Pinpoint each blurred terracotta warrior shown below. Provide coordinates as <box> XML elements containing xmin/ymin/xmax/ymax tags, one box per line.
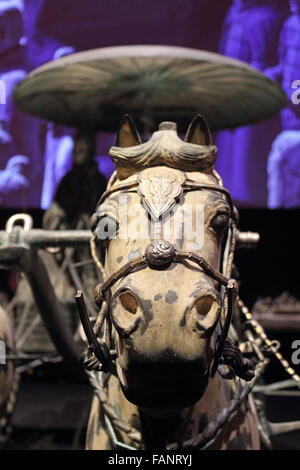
<box><xmin>0</xmin><ymin>3</ymin><xmax>41</xmax><ymax>206</ymax></box>
<box><xmin>266</xmin><ymin>0</ymin><xmax>300</xmax><ymax>132</ymax></box>
<box><xmin>41</xmin><ymin>46</ymin><xmax>76</xmax><ymax>210</ymax></box>
<box><xmin>11</xmin><ymin>131</ymin><xmax>107</xmax><ymax>359</ymax></box>
<box><xmin>41</xmin><ymin>121</ymin><xmax>74</xmax><ymax>209</ymax></box>
<box><xmin>43</xmin><ymin>130</ymin><xmax>107</xmax><ymax>230</ymax></box>
<box><xmin>215</xmin><ymin>0</ymin><xmax>285</xmax><ymax>206</ymax></box>
<box><xmin>266</xmin><ymin>0</ymin><xmax>300</xmax><ymax>207</ymax></box>
<box><xmin>0</xmin><ymin>155</ymin><xmax>29</xmax><ymax>206</ymax></box>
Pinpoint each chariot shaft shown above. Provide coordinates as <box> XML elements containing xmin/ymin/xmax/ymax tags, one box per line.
<box><xmin>0</xmin><ymin>229</ymin><xmax>91</xmax><ymax>248</ymax></box>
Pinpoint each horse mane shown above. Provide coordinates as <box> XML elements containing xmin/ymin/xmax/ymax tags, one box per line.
<box><xmin>109</xmin><ymin>127</ymin><xmax>217</xmax><ymax>180</ymax></box>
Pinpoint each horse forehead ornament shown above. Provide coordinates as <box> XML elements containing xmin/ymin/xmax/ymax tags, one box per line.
<box><xmin>138</xmin><ymin>166</ymin><xmax>185</xmax><ymax>221</ymax></box>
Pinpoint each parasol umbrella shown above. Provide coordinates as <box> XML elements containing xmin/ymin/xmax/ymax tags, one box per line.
<box><xmin>13</xmin><ymin>45</ymin><xmax>286</xmax><ymax>133</ymax></box>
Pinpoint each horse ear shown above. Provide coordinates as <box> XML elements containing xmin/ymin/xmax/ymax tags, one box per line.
<box><xmin>185</xmin><ymin>115</ymin><xmax>212</xmax><ymax>146</ymax></box>
<box><xmin>115</xmin><ymin>114</ymin><xmax>142</xmax><ymax>147</ymax></box>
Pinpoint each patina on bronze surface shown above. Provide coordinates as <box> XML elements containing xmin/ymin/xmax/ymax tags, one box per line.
<box><xmin>13</xmin><ymin>45</ymin><xmax>285</xmax><ymax>133</ymax></box>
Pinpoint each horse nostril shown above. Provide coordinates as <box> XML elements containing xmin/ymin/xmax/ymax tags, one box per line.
<box><xmin>192</xmin><ymin>295</ymin><xmax>215</xmax><ymax>322</ymax></box>
<box><xmin>119</xmin><ymin>292</ymin><xmax>138</xmax><ymax>314</ymax></box>
<box><xmin>112</xmin><ymin>291</ymin><xmax>142</xmax><ymax>337</ymax></box>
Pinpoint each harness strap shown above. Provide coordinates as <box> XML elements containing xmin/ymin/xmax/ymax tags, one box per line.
<box><xmin>94</xmin><ymin>248</ymin><xmax>233</xmax><ymax>308</ymax></box>
<box><xmin>211</xmin><ymin>279</ymin><xmax>238</xmax><ymax>377</ymax></box>
<box><xmin>96</xmin><ymin>177</ymin><xmax>236</xmax><ymax>221</ymax></box>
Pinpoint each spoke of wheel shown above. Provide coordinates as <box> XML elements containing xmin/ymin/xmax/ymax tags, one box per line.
<box><xmin>7</xmin><ymin>291</ymin><xmax>22</xmax><ymax>320</ymax></box>
<box><xmin>15</xmin><ymin>299</ymin><xmax>32</xmax><ymax>341</ymax></box>
<box><xmin>254</xmin><ymin>379</ymin><xmax>299</xmax><ymax>393</ymax></box>
<box><xmin>256</xmin><ymin>390</ymin><xmax>300</xmax><ymax>397</ymax></box>
<box><xmin>16</xmin><ymin>355</ymin><xmax>63</xmax><ymax>374</ymax></box>
<box><xmin>52</xmin><ymin>247</ymin><xmax>75</xmax><ymax>288</ymax></box>
<box><xmin>269</xmin><ymin>420</ymin><xmax>300</xmax><ymax>436</ymax></box>
<box><xmin>16</xmin><ymin>314</ymin><xmax>41</xmax><ymax>350</ymax></box>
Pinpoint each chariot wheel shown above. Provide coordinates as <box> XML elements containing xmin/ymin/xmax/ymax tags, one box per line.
<box><xmin>0</xmin><ymin>304</ymin><xmax>19</xmax><ymax>447</ymax></box>
<box><xmin>0</xmin><ymin>214</ymin><xmax>95</xmax><ymax>374</ymax></box>
<box><xmin>6</xmin><ymin>258</ymin><xmax>94</xmax><ymax>374</ymax></box>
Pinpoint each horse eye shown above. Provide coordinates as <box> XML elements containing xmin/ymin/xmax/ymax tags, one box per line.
<box><xmin>211</xmin><ymin>213</ymin><xmax>229</xmax><ymax>235</ymax></box>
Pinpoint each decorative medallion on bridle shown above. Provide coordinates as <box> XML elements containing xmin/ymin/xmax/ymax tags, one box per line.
<box><xmin>137</xmin><ymin>167</ymin><xmax>185</xmax><ymax>221</ymax></box>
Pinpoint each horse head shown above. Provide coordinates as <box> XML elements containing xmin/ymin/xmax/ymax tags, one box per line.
<box><xmin>91</xmin><ymin>115</ymin><xmax>238</xmax><ymax>413</ymax></box>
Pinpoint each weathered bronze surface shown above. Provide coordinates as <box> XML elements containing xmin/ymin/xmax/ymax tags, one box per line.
<box><xmin>13</xmin><ymin>45</ymin><xmax>285</xmax><ymax>132</ymax></box>
<box><xmin>86</xmin><ymin>115</ymin><xmax>260</xmax><ymax>449</ymax></box>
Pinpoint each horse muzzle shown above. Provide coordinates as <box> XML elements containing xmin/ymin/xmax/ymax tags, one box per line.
<box><xmin>111</xmin><ymin>289</ymin><xmax>221</xmax><ymax>408</ymax></box>
<box><xmin>116</xmin><ymin>352</ymin><xmax>211</xmax><ymax>409</ymax></box>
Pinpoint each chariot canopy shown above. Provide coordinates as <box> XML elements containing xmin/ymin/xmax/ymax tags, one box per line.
<box><xmin>13</xmin><ymin>45</ymin><xmax>286</xmax><ymax>133</ymax></box>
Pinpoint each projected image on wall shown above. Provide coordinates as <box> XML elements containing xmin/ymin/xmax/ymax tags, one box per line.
<box><xmin>0</xmin><ymin>0</ymin><xmax>298</xmax><ymax>209</ymax></box>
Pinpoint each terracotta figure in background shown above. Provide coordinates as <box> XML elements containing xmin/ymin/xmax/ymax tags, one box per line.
<box><xmin>215</xmin><ymin>0</ymin><xmax>285</xmax><ymax>206</ymax></box>
<box><xmin>40</xmin><ymin>46</ymin><xmax>76</xmax><ymax>209</ymax></box>
<box><xmin>43</xmin><ymin>130</ymin><xmax>107</xmax><ymax>230</ymax></box>
<box><xmin>0</xmin><ymin>3</ymin><xmax>41</xmax><ymax>206</ymax></box>
<box><xmin>266</xmin><ymin>0</ymin><xmax>300</xmax><ymax>207</ymax></box>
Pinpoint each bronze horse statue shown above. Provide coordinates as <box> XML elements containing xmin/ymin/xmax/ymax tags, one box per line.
<box><xmin>79</xmin><ymin>115</ymin><xmax>261</xmax><ymax>450</ymax></box>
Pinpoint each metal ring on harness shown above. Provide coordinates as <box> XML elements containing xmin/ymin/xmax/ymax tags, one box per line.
<box><xmin>5</xmin><ymin>213</ymin><xmax>33</xmax><ymax>234</ymax></box>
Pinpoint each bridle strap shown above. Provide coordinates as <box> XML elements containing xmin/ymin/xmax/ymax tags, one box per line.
<box><xmin>97</xmin><ymin>179</ymin><xmax>139</xmax><ymax>206</ymax></box>
<box><xmin>183</xmin><ymin>181</ymin><xmax>236</xmax><ymax>221</ymax></box>
<box><xmin>211</xmin><ymin>278</ymin><xmax>238</xmax><ymax>377</ymax></box>
<box><xmin>175</xmin><ymin>251</ymin><xmax>231</xmax><ymax>286</ymax></box>
<box><xmin>94</xmin><ymin>255</ymin><xmax>148</xmax><ymax>305</ymax></box>
<box><xmin>97</xmin><ymin>178</ymin><xmax>236</xmax><ymax>221</ymax></box>
<box><xmin>94</xmin><ymin>249</ymin><xmax>233</xmax><ymax>305</ymax></box>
